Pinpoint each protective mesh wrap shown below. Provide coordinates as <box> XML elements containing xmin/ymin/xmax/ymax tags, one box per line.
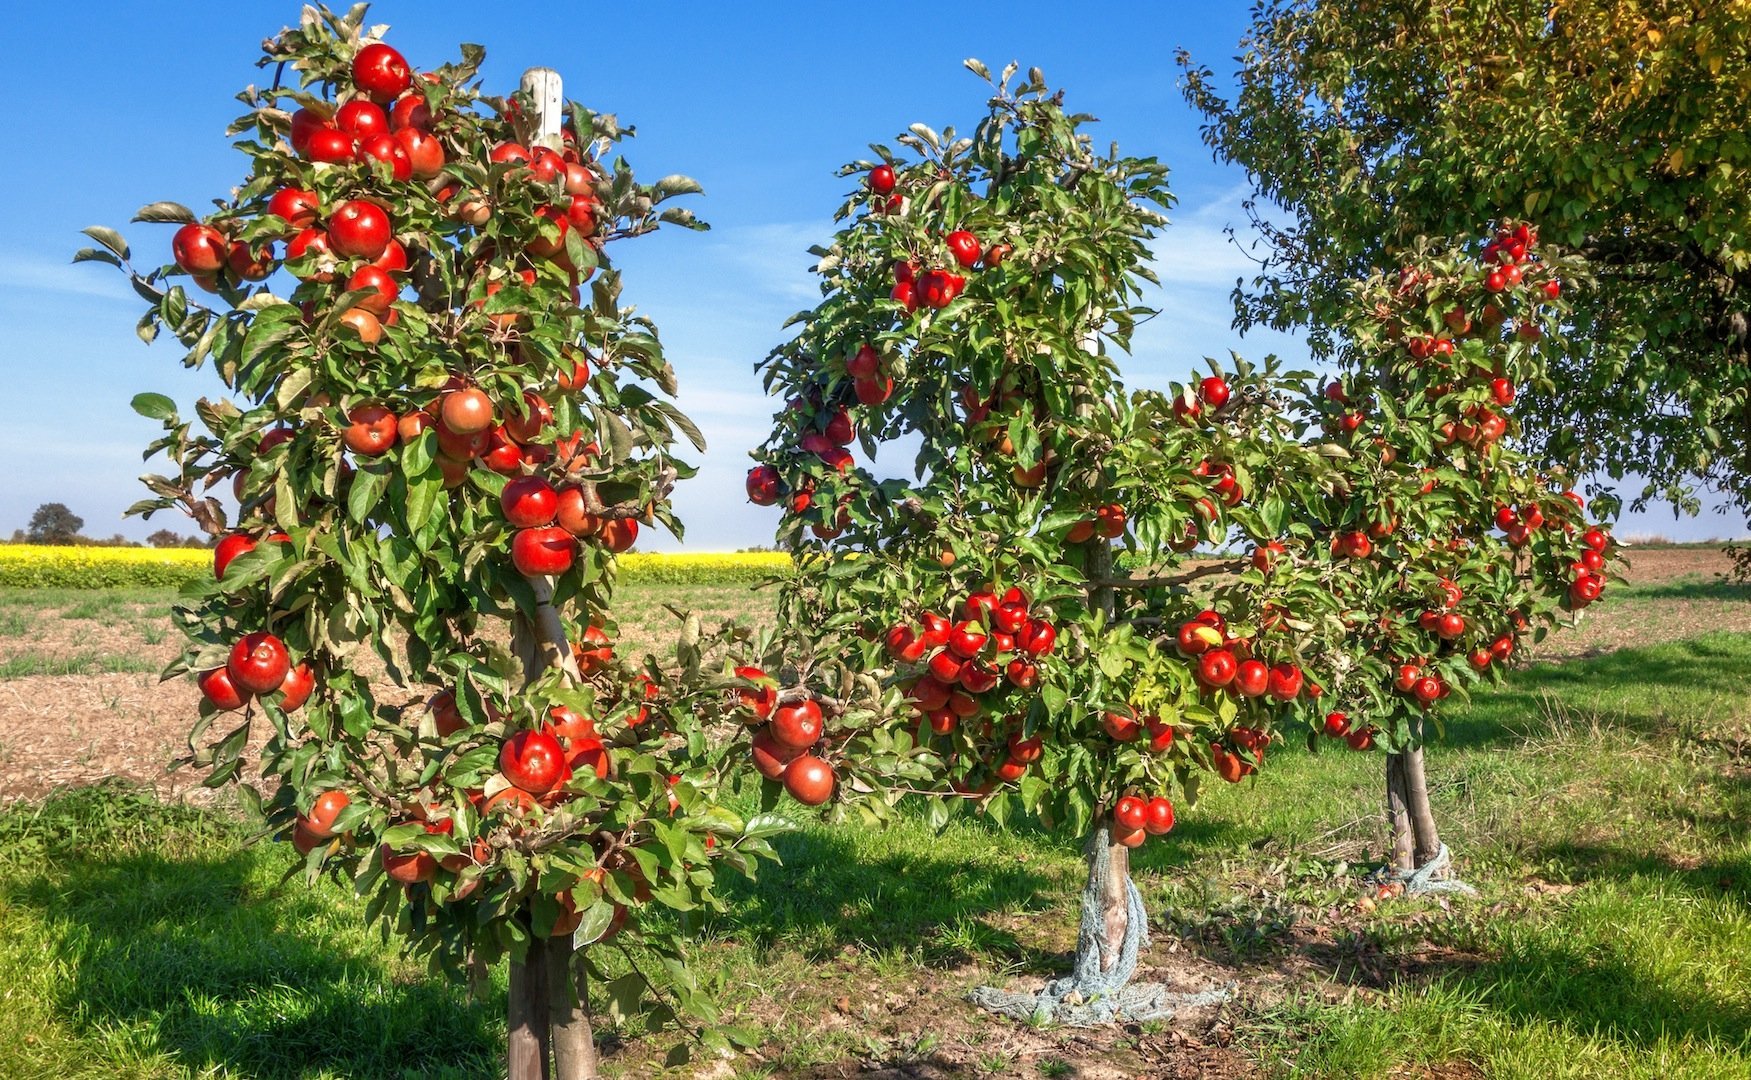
<box><xmin>969</xmin><ymin>825</ymin><xmax>1234</xmax><ymax>1026</ymax></box>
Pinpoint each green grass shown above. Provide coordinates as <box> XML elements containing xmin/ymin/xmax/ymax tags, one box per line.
<box><xmin>0</xmin><ymin>784</ymin><xmax>500</xmax><ymax>1080</ymax></box>
<box><xmin>0</xmin><ymin>586</ymin><xmax>179</xmax><ymax>612</ymax></box>
<box><xmin>1618</xmin><ymin>573</ymin><xmax>1751</xmax><ymax>602</ymax></box>
<box><xmin>1179</xmin><ymin>632</ymin><xmax>1751</xmax><ymax>1079</ymax></box>
<box><xmin>0</xmin><ymin>651</ymin><xmax>166</xmax><ymax>679</ymax></box>
<box><xmin>1</xmin><ymin>593</ymin><xmax>1749</xmax><ymax>1075</ymax></box>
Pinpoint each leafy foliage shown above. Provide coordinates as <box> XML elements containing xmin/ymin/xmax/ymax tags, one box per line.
<box><xmin>1287</xmin><ymin>225</ymin><xmax>1623</xmax><ymax>749</ymax></box>
<box><xmin>1178</xmin><ymin>0</ymin><xmax>1751</xmax><ymax>516</ymax></box>
<box><xmin>744</xmin><ymin>63</ymin><xmax>1341</xmax><ymax>843</ymax></box>
<box><xmin>82</xmin><ymin>2</ymin><xmax>766</xmax><ymax>1055</ymax></box>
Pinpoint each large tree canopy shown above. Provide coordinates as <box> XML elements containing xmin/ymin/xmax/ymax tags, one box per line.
<box><xmin>1179</xmin><ymin>0</ymin><xmax>1751</xmax><ymax>519</ymax></box>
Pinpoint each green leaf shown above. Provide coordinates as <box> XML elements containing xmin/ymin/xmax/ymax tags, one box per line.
<box><xmin>79</xmin><ymin>226</ymin><xmax>130</xmax><ymax>261</ymax></box>
<box><xmin>71</xmin><ymin>247</ymin><xmax>122</xmax><ymax>268</ymax></box>
<box><xmin>741</xmin><ymin>813</ymin><xmax>795</xmax><ymax>839</ymax></box>
<box><xmin>604</xmin><ymin>973</ymin><xmax>644</xmax><ymax>1025</ymax></box>
<box><xmin>133</xmin><ymin>201</ymin><xmax>197</xmax><ymax>224</ymax></box>
<box><xmin>566</xmin><ymin>899</ymin><xmax>612</xmax><ymax>946</ymax></box>
<box><xmin>348</xmin><ymin>462</ymin><xmax>391</xmax><ymax>524</ymax></box>
<box><xmin>595</xmin><ymin>405</ymin><xmax>634</xmax><ymax>462</ymax></box>
<box><xmin>650</xmin><ymin>174</ymin><xmax>704</xmax><ymax>201</ymax></box>
<box><xmin>131</xmin><ymin>393</ymin><xmax>178</xmax><ymax>421</ymax></box>
<box><xmin>653</xmin><ymin>402</ymin><xmax>706</xmax><ymax>452</ymax></box>
<box><xmin>236</xmin><ymin>292</ymin><xmax>293</xmax><ymax>312</ymax></box>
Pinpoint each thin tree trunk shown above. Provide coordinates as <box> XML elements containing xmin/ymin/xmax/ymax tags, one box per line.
<box><xmin>1384</xmin><ymin>753</ymin><xmax>1415</xmax><ymax>873</ymax></box>
<box><xmin>504</xmin><ymin>64</ymin><xmax>595</xmax><ymax>1080</ymax></box>
<box><xmin>508</xmin><ymin>919</ymin><xmax>552</xmax><ymax>1080</ymax></box>
<box><xmin>547</xmin><ymin>935</ymin><xmax>599</xmax><ymax>1079</ymax></box>
<box><xmin>1074</xmin><ymin>314</ymin><xmax>1132</xmax><ymax>979</ymax></box>
<box><xmin>1073</xmin><ymin>821</ymin><xmax>1134</xmax><ymax>980</ymax></box>
<box><xmin>1401</xmin><ymin>719</ymin><xmax>1442</xmax><ymax>868</ymax></box>
<box><xmin>1098</xmin><ymin>829</ymin><xmax>1130</xmax><ymax>971</ymax></box>
<box><xmin>511</xmin><ymin>571</ymin><xmax>593</xmax><ymax>1078</ymax></box>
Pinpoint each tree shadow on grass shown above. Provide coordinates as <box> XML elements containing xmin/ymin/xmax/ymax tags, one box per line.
<box><xmin>0</xmin><ymin>798</ymin><xmax>499</xmax><ymax>1079</ymax></box>
<box><xmin>716</xmin><ymin>819</ymin><xmax>1057</xmax><ymax>964</ymax></box>
<box><xmin>713</xmin><ymin>804</ymin><xmax>1246</xmax><ymax>975</ymax></box>
<box><xmin>1530</xmin><ymin>836</ymin><xmax>1751</xmax><ymax>908</ymax></box>
<box><xmin>1477</xmin><ymin>944</ymin><xmax>1751</xmax><ymax>1053</ymax></box>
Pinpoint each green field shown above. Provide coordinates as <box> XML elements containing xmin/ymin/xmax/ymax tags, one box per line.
<box><xmin>1</xmin><ymin>579</ymin><xmax>1749</xmax><ymax>1077</ymax></box>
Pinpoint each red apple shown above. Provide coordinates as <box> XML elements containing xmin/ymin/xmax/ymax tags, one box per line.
<box><xmin>327</xmin><ymin>200</ymin><xmax>392</xmax><ymax>261</ymax></box>
<box><xmin>511</xmin><ymin>526</ymin><xmax>575</xmax><ymax>576</ymax></box>
<box><xmin>501</xmin><ymin>477</ymin><xmax>558</xmax><ymax>528</ymax></box>
<box><xmin>771</xmin><ymin>699</ymin><xmax>824</xmax><ymax>750</ymax></box>
<box><xmin>228</xmin><ymin>632</ymin><xmax>291</xmax><ymax>695</ymax></box>
<box><xmin>267</xmin><ymin>187</ymin><xmax>320</xmax><ymax>231</ymax></box>
<box><xmin>783</xmin><ymin>755</ymin><xmax>835</xmax><ymax>805</ymax></box>
<box><xmin>198</xmin><ymin>666</ymin><xmax>248</xmax><ymax>711</ymax></box>
<box><xmin>500</xmin><ymin>729</ymin><xmax>568</xmax><ymax>794</ymax></box>
<box><xmin>353</xmin><ymin>42</ymin><xmax>413</xmax><ymax>102</ymax></box>
<box><xmin>171</xmin><ymin>223</ymin><xmax>227</xmax><ymax>275</ymax></box>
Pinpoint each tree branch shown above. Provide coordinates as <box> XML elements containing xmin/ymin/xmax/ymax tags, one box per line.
<box><xmin>1092</xmin><ymin>559</ymin><xmax>1248</xmax><ymax>589</ymax></box>
<box><xmin>565</xmin><ymin>464</ymin><xmax>678</xmax><ymax>522</ymax></box>
<box><xmin>774</xmin><ymin>684</ymin><xmax>844</xmax><ymax>711</ymax></box>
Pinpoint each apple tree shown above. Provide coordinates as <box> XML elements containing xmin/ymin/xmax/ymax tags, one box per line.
<box><xmin>79</xmin><ymin>6</ymin><xmax>772</xmax><ymax>1076</ymax></box>
<box><xmin>1291</xmin><ymin>222</ymin><xmax>1622</xmax><ymax>889</ymax></box>
<box><xmin>738</xmin><ymin>63</ymin><xmax>1344</xmax><ymax>1024</ymax></box>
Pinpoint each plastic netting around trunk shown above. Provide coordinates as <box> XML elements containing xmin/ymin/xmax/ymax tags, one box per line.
<box><xmin>1370</xmin><ymin>841</ymin><xmax>1477</xmax><ymax>896</ymax></box>
<box><xmin>968</xmin><ymin>825</ymin><xmax>1234</xmax><ymax>1027</ymax></box>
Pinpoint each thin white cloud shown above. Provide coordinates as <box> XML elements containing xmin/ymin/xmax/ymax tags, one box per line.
<box><xmin>713</xmin><ymin>222</ymin><xmax>829</xmax><ymax>303</ymax></box>
<box><xmin>1148</xmin><ymin>184</ymin><xmax>1276</xmax><ymax>285</ymax></box>
<box><xmin>0</xmin><ymin>249</ymin><xmax>140</xmax><ymax>302</ymax></box>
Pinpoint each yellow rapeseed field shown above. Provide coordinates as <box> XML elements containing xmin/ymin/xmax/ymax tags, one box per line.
<box><xmin>0</xmin><ymin>544</ymin><xmax>788</xmax><ymax>589</ymax></box>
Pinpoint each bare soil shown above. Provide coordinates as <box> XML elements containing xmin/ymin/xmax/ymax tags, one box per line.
<box><xmin>0</xmin><ymin>581</ymin><xmax>765</xmax><ymax>806</ymax></box>
<box><xmin>1527</xmin><ymin>545</ymin><xmax>1751</xmax><ymax>660</ymax></box>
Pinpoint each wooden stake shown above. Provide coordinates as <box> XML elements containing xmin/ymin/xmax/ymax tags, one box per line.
<box><xmin>508</xmin><ymin>922</ymin><xmax>552</xmax><ymax>1080</ymax></box>
<box><xmin>505</xmin><ymin>63</ymin><xmax>599</xmax><ymax>1080</ymax></box>
<box><xmin>522</xmin><ymin>67</ymin><xmax>565</xmax><ymax>152</ymax></box>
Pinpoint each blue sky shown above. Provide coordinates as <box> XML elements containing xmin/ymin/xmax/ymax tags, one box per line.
<box><xmin>1</xmin><ymin>2</ymin><xmax>1742</xmax><ymax>548</ymax></box>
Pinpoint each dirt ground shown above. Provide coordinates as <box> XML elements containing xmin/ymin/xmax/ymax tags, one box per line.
<box><xmin>0</xmin><ymin>547</ymin><xmax>1741</xmax><ymax>808</ymax></box>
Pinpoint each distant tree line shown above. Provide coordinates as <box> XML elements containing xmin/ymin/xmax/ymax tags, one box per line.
<box><xmin>7</xmin><ymin>503</ymin><xmax>211</xmax><ymax>548</ymax></box>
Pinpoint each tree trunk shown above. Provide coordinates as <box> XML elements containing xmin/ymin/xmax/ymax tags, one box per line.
<box><xmin>510</xmin><ymin>572</ymin><xmax>594</xmax><ymax>1078</ymax></box>
<box><xmin>508</xmin><ymin>920</ymin><xmax>552</xmax><ymax>1080</ymax></box>
<box><xmin>1384</xmin><ymin>753</ymin><xmax>1415</xmax><ymax>873</ymax></box>
<box><xmin>1074</xmin><ymin>821</ymin><xmax>1136</xmax><ymax>981</ymax></box>
<box><xmin>1097</xmin><ymin>830</ymin><xmax>1130</xmax><ymax>972</ymax></box>
<box><xmin>1400</xmin><ymin>718</ymin><xmax>1443</xmax><ymax>868</ymax></box>
<box><xmin>547</xmin><ymin>935</ymin><xmax>599</xmax><ymax>1080</ymax></box>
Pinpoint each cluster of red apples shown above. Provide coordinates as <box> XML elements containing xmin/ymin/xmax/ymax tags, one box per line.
<box><xmin>735</xmin><ymin>668</ymin><xmax>837</xmax><ymax>807</ymax></box>
<box><xmin>890</xmin><ymin>585</ymin><xmax>1060</xmax><ymax>782</ymax></box>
